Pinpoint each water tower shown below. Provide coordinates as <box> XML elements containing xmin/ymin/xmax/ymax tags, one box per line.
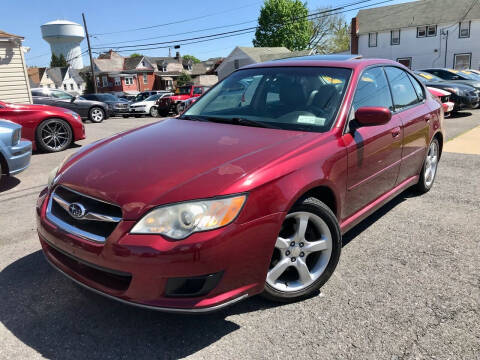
<box><xmin>41</xmin><ymin>20</ymin><xmax>85</xmax><ymax>69</ymax></box>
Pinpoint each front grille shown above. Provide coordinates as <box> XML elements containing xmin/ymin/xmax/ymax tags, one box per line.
<box><xmin>46</xmin><ymin>186</ymin><xmax>122</xmax><ymax>243</ymax></box>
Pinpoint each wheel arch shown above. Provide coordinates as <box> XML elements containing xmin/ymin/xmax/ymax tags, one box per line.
<box><xmin>0</xmin><ymin>151</ymin><xmax>9</xmax><ymax>176</ymax></box>
<box><xmin>433</xmin><ymin>131</ymin><xmax>443</xmax><ymax>159</ymax></box>
<box><xmin>292</xmin><ymin>184</ymin><xmax>339</xmax><ymax>220</ymax></box>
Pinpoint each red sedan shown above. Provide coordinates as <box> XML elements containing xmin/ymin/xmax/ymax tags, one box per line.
<box><xmin>0</xmin><ymin>101</ymin><xmax>85</xmax><ymax>152</ymax></box>
<box><xmin>37</xmin><ymin>56</ymin><xmax>443</xmax><ymax>312</ymax></box>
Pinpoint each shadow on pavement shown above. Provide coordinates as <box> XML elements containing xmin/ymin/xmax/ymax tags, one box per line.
<box><xmin>450</xmin><ymin>111</ymin><xmax>472</xmax><ymax>118</ymax></box>
<box><xmin>0</xmin><ymin>176</ymin><xmax>20</xmax><ymax>192</ymax></box>
<box><xmin>0</xmin><ymin>251</ymin><xmax>287</xmax><ymax>360</ymax></box>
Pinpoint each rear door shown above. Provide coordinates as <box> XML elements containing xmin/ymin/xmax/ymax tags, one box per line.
<box><xmin>384</xmin><ymin>67</ymin><xmax>431</xmax><ymax>183</ymax></box>
<box><xmin>343</xmin><ymin>66</ymin><xmax>403</xmax><ymax>218</ymax></box>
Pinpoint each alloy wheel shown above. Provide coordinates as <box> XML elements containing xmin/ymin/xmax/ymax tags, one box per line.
<box><xmin>424</xmin><ymin>140</ymin><xmax>439</xmax><ymax>187</ymax></box>
<box><xmin>90</xmin><ymin>107</ymin><xmax>104</xmax><ymax>122</ymax></box>
<box><xmin>150</xmin><ymin>107</ymin><xmax>158</xmax><ymax>117</ymax></box>
<box><xmin>39</xmin><ymin>120</ymin><xmax>71</xmax><ymax>152</ymax></box>
<box><xmin>267</xmin><ymin>211</ymin><xmax>333</xmax><ymax>292</ymax></box>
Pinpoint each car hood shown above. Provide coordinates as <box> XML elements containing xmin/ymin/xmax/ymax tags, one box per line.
<box><xmin>449</xmin><ymin>79</ymin><xmax>480</xmax><ymax>88</ymax></box>
<box><xmin>7</xmin><ymin>103</ymin><xmax>74</xmax><ymax>114</ymax></box>
<box><xmin>425</xmin><ymin>81</ymin><xmax>476</xmax><ymax>91</ymax></box>
<box><xmin>57</xmin><ymin>118</ymin><xmax>316</xmax><ymax>219</ymax></box>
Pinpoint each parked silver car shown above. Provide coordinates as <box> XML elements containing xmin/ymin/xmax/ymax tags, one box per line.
<box><xmin>0</xmin><ymin>120</ymin><xmax>32</xmax><ymax>184</ymax></box>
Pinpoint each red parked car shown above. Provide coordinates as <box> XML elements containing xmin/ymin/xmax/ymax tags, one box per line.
<box><xmin>37</xmin><ymin>56</ymin><xmax>443</xmax><ymax>312</ymax></box>
<box><xmin>0</xmin><ymin>101</ymin><xmax>85</xmax><ymax>152</ymax></box>
<box><xmin>427</xmin><ymin>87</ymin><xmax>454</xmax><ymax>116</ymax></box>
<box><xmin>156</xmin><ymin>85</ymin><xmax>209</xmax><ymax>116</ymax></box>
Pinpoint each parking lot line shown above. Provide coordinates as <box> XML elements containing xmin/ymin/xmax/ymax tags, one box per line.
<box><xmin>443</xmin><ymin>125</ymin><xmax>480</xmax><ymax>155</ymax></box>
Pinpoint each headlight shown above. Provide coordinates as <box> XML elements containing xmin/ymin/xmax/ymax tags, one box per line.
<box><xmin>130</xmin><ymin>195</ymin><xmax>247</xmax><ymax>239</ymax></box>
<box><xmin>11</xmin><ymin>128</ymin><xmax>21</xmax><ymax>146</ymax></box>
<box><xmin>64</xmin><ymin>110</ymin><xmax>80</xmax><ymax>120</ymax></box>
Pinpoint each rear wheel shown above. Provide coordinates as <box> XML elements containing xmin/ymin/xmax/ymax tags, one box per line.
<box><xmin>176</xmin><ymin>103</ymin><xmax>184</xmax><ymax>115</ymax></box>
<box><xmin>89</xmin><ymin>107</ymin><xmax>105</xmax><ymax>123</ymax></box>
<box><xmin>263</xmin><ymin>197</ymin><xmax>341</xmax><ymax>302</ymax></box>
<box><xmin>415</xmin><ymin>138</ymin><xmax>440</xmax><ymax>193</ymax></box>
<box><xmin>36</xmin><ymin>118</ymin><xmax>73</xmax><ymax>153</ymax></box>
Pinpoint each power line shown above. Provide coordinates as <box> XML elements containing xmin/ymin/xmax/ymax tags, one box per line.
<box><xmin>91</xmin><ymin>0</ymin><xmax>394</xmax><ymax>53</ymax></box>
<box><xmin>90</xmin><ymin>1</ymin><xmax>263</xmax><ymax>36</ymax></box>
<box><xmin>92</xmin><ymin>0</ymin><xmax>380</xmax><ymax>48</ymax></box>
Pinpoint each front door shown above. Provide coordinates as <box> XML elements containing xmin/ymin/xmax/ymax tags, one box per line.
<box><xmin>343</xmin><ymin>66</ymin><xmax>403</xmax><ymax>219</ymax></box>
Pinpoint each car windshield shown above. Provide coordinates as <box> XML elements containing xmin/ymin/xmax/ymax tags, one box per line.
<box><xmin>458</xmin><ymin>70</ymin><xmax>480</xmax><ymax>80</ymax></box>
<box><xmin>176</xmin><ymin>87</ymin><xmax>191</xmax><ymax>95</ymax></box>
<box><xmin>146</xmin><ymin>94</ymin><xmax>161</xmax><ymax>101</ymax></box>
<box><xmin>51</xmin><ymin>90</ymin><xmax>73</xmax><ymax>99</ymax></box>
<box><xmin>415</xmin><ymin>72</ymin><xmax>443</xmax><ymax>83</ymax></box>
<box><xmin>183</xmin><ymin>67</ymin><xmax>351</xmax><ymax>132</ymax></box>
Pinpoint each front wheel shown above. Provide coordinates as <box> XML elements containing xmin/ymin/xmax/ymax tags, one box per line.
<box><xmin>415</xmin><ymin>138</ymin><xmax>440</xmax><ymax>193</ymax></box>
<box><xmin>36</xmin><ymin>118</ymin><xmax>73</xmax><ymax>152</ymax></box>
<box><xmin>150</xmin><ymin>106</ymin><xmax>159</xmax><ymax>117</ymax></box>
<box><xmin>89</xmin><ymin>107</ymin><xmax>105</xmax><ymax>123</ymax></box>
<box><xmin>262</xmin><ymin>197</ymin><xmax>341</xmax><ymax>302</ymax></box>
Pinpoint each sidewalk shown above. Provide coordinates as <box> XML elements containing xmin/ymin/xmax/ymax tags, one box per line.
<box><xmin>443</xmin><ymin>125</ymin><xmax>480</xmax><ymax>155</ymax></box>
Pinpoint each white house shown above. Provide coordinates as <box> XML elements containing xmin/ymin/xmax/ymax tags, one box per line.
<box><xmin>39</xmin><ymin>66</ymin><xmax>85</xmax><ymax>94</ymax></box>
<box><xmin>351</xmin><ymin>0</ymin><xmax>480</xmax><ymax>70</ymax></box>
<box><xmin>0</xmin><ymin>30</ymin><xmax>32</xmax><ymax>104</ymax></box>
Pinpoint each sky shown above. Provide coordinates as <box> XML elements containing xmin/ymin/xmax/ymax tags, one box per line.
<box><xmin>3</xmin><ymin>0</ymin><xmax>414</xmax><ymax>67</ymax></box>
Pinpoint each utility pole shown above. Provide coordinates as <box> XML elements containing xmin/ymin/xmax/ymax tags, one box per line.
<box><xmin>82</xmin><ymin>13</ymin><xmax>97</xmax><ymax>93</ymax></box>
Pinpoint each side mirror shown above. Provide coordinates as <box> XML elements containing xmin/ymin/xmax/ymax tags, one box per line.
<box><xmin>70</xmin><ymin>96</ymin><xmax>77</xmax><ymax>102</ymax></box>
<box><xmin>355</xmin><ymin>106</ymin><xmax>392</xmax><ymax>126</ymax></box>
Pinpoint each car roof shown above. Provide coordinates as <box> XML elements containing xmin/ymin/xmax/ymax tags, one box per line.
<box><xmin>243</xmin><ymin>56</ymin><xmax>402</xmax><ymax>71</ymax></box>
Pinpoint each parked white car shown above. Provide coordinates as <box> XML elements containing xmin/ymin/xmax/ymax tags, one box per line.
<box><xmin>129</xmin><ymin>93</ymin><xmax>172</xmax><ymax>117</ymax></box>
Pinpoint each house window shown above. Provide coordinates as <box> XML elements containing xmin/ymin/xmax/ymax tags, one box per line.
<box><xmin>96</xmin><ymin>77</ymin><xmax>101</xmax><ymax>87</ymax></box>
<box><xmin>63</xmin><ymin>84</ymin><xmax>67</xmax><ymax>90</ymax></box>
<box><xmin>162</xmin><ymin>64</ymin><xmax>167</xmax><ymax>72</ymax></box>
<box><xmin>454</xmin><ymin>53</ymin><xmax>471</xmax><ymax>70</ymax></box>
<box><xmin>417</xmin><ymin>26</ymin><xmax>426</xmax><ymax>37</ymax></box>
<box><xmin>143</xmin><ymin>73</ymin><xmax>148</xmax><ymax>84</ymax></box>
<box><xmin>397</xmin><ymin>57</ymin><xmax>412</xmax><ymax>69</ymax></box>
<box><xmin>368</xmin><ymin>32</ymin><xmax>377</xmax><ymax>47</ymax></box>
<box><xmin>70</xmin><ymin>84</ymin><xmax>74</xmax><ymax>90</ymax></box>
<box><xmin>114</xmin><ymin>77</ymin><xmax>121</xmax><ymax>86</ymax></box>
<box><xmin>427</xmin><ymin>25</ymin><xmax>437</xmax><ymax>37</ymax></box>
<box><xmin>234</xmin><ymin>59</ymin><xmax>240</xmax><ymax>69</ymax></box>
<box><xmin>102</xmin><ymin>76</ymin><xmax>108</xmax><ymax>87</ymax></box>
<box><xmin>125</xmin><ymin>77</ymin><xmax>134</xmax><ymax>85</ymax></box>
<box><xmin>459</xmin><ymin>21</ymin><xmax>470</xmax><ymax>38</ymax></box>
<box><xmin>391</xmin><ymin>29</ymin><xmax>400</xmax><ymax>45</ymax></box>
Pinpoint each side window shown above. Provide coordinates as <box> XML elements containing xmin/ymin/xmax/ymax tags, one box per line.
<box><xmin>407</xmin><ymin>73</ymin><xmax>425</xmax><ymax>101</ymax></box>
<box><xmin>384</xmin><ymin>67</ymin><xmax>419</xmax><ymax>110</ymax></box>
<box><xmin>193</xmin><ymin>87</ymin><xmax>202</xmax><ymax>95</ymax></box>
<box><xmin>352</xmin><ymin>67</ymin><xmax>393</xmax><ymax>111</ymax></box>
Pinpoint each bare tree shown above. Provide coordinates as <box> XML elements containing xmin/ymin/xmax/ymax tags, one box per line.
<box><xmin>309</xmin><ymin>8</ymin><xmax>350</xmax><ymax>54</ymax></box>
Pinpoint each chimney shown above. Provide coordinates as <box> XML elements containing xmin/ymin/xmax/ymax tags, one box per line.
<box><xmin>175</xmin><ymin>51</ymin><xmax>180</xmax><ymax>60</ymax></box>
<box><xmin>351</xmin><ymin>17</ymin><xmax>359</xmax><ymax>55</ymax></box>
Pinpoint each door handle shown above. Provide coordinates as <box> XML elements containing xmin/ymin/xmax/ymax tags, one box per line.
<box><xmin>391</xmin><ymin>127</ymin><xmax>401</xmax><ymax>138</ymax></box>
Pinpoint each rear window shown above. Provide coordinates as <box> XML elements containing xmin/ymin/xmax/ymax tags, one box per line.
<box><xmin>184</xmin><ymin>66</ymin><xmax>352</xmax><ymax>132</ymax></box>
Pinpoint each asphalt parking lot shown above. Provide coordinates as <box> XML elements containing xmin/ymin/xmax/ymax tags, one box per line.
<box><xmin>1</xmin><ymin>113</ymin><xmax>479</xmax><ymax>359</ymax></box>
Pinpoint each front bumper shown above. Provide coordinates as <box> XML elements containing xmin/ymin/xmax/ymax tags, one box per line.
<box><xmin>5</xmin><ymin>140</ymin><xmax>32</xmax><ymax>175</ymax></box>
<box><xmin>455</xmin><ymin>93</ymin><xmax>479</xmax><ymax>109</ymax></box>
<box><xmin>36</xmin><ymin>189</ymin><xmax>283</xmax><ymax>312</ymax></box>
<box><xmin>130</xmin><ymin>107</ymin><xmax>147</xmax><ymax>114</ymax></box>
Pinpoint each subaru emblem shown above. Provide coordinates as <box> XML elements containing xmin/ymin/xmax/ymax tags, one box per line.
<box><xmin>68</xmin><ymin>202</ymin><xmax>86</xmax><ymax>219</ymax></box>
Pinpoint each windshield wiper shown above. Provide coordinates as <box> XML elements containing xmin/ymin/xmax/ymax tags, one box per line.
<box><xmin>180</xmin><ymin>115</ymin><xmax>279</xmax><ymax>129</ymax></box>
<box><xmin>178</xmin><ymin>115</ymin><xmax>210</xmax><ymax>122</ymax></box>
<box><xmin>233</xmin><ymin>117</ymin><xmax>280</xmax><ymax>129</ymax></box>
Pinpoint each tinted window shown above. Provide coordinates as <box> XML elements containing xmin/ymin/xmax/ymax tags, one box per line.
<box><xmin>429</xmin><ymin>70</ymin><xmax>465</xmax><ymax>81</ymax></box>
<box><xmin>385</xmin><ymin>67</ymin><xmax>419</xmax><ymax>110</ymax></box>
<box><xmin>31</xmin><ymin>89</ymin><xmax>45</xmax><ymax>96</ymax></box>
<box><xmin>184</xmin><ymin>67</ymin><xmax>352</xmax><ymax>132</ymax></box>
<box><xmin>353</xmin><ymin>67</ymin><xmax>393</xmax><ymax>111</ymax></box>
<box><xmin>408</xmin><ymin>73</ymin><xmax>425</xmax><ymax>101</ymax></box>
<box><xmin>193</xmin><ymin>87</ymin><xmax>203</xmax><ymax>95</ymax></box>
<box><xmin>51</xmin><ymin>90</ymin><xmax>73</xmax><ymax>99</ymax></box>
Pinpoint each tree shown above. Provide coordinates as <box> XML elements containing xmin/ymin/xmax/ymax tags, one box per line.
<box><xmin>130</xmin><ymin>53</ymin><xmax>143</xmax><ymax>58</ymax></box>
<box><xmin>182</xmin><ymin>55</ymin><xmax>201</xmax><ymax>63</ymax></box>
<box><xmin>176</xmin><ymin>72</ymin><xmax>192</xmax><ymax>87</ymax></box>
<box><xmin>84</xmin><ymin>74</ymin><xmax>95</xmax><ymax>94</ymax></box>
<box><xmin>308</xmin><ymin>8</ymin><xmax>350</xmax><ymax>54</ymax></box>
<box><xmin>50</xmin><ymin>53</ymin><xmax>68</xmax><ymax>67</ymax></box>
<box><xmin>253</xmin><ymin>0</ymin><xmax>312</xmax><ymax>51</ymax></box>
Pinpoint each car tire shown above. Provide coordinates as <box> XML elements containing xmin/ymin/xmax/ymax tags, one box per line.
<box><xmin>262</xmin><ymin>197</ymin><xmax>341</xmax><ymax>302</ymax></box>
<box><xmin>36</xmin><ymin>118</ymin><xmax>73</xmax><ymax>153</ymax></box>
<box><xmin>160</xmin><ymin>110</ymin><xmax>169</xmax><ymax>117</ymax></box>
<box><xmin>176</xmin><ymin>103</ymin><xmax>184</xmax><ymax>115</ymax></box>
<box><xmin>150</xmin><ymin>107</ymin><xmax>159</xmax><ymax>117</ymax></box>
<box><xmin>415</xmin><ymin>138</ymin><xmax>440</xmax><ymax>193</ymax></box>
<box><xmin>89</xmin><ymin>107</ymin><xmax>105</xmax><ymax>123</ymax></box>
<box><xmin>122</xmin><ymin>115</ymin><xmax>130</xmax><ymax>118</ymax></box>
